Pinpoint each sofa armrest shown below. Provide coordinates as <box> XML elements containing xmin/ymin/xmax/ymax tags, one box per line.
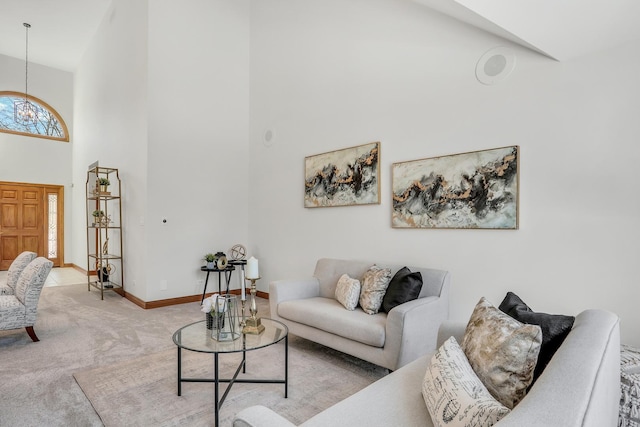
<box><xmin>494</xmin><ymin>310</ymin><xmax>621</xmax><ymax>427</ymax></box>
<box><xmin>269</xmin><ymin>277</ymin><xmax>320</xmax><ymax>321</ymax></box>
<box><xmin>233</xmin><ymin>405</ymin><xmax>297</xmax><ymax>427</ymax></box>
<box><xmin>269</xmin><ymin>277</ymin><xmax>320</xmax><ymax>303</ymax></box>
<box><xmin>385</xmin><ymin>291</ymin><xmax>449</xmax><ymax>370</ymax></box>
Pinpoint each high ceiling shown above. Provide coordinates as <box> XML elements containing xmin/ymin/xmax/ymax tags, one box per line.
<box><xmin>0</xmin><ymin>0</ymin><xmax>111</xmax><ymax>72</ymax></box>
<box><xmin>412</xmin><ymin>0</ymin><xmax>640</xmax><ymax>61</ymax></box>
<box><xmin>0</xmin><ymin>0</ymin><xmax>639</xmax><ymax>72</ymax></box>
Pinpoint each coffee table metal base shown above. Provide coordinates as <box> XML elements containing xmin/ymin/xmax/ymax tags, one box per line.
<box><xmin>176</xmin><ymin>335</ymin><xmax>288</xmax><ymax>427</ymax></box>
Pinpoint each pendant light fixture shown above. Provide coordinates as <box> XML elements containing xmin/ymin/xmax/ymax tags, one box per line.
<box><xmin>14</xmin><ymin>22</ymin><xmax>38</xmax><ymax>125</ymax></box>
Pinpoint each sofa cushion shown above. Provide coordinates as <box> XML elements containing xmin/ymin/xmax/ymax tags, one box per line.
<box><xmin>359</xmin><ymin>265</ymin><xmax>392</xmax><ymax>315</ymax></box>
<box><xmin>0</xmin><ymin>295</ymin><xmax>27</xmax><ymax>329</ymax></box>
<box><xmin>278</xmin><ymin>297</ymin><xmax>386</xmax><ymax>347</ymax></box>
<box><xmin>381</xmin><ymin>267</ymin><xmax>423</xmax><ymax>313</ymax></box>
<box><xmin>335</xmin><ymin>274</ymin><xmax>361</xmax><ymax>311</ymax></box>
<box><xmin>498</xmin><ymin>291</ymin><xmax>574</xmax><ymax>382</ymax></box>
<box><xmin>422</xmin><ymin>336</ymin><xmax>510</xmax><ymax>427</ymax></box>
<box><xmin>314</xmin><ymin>259</ymin><xmax>373</xmax><ymax>299</ymax></box>
<box><xmin>462</xmin><ymin>297</ymin><xmax>542</xmax><ymax>409</ymax></box>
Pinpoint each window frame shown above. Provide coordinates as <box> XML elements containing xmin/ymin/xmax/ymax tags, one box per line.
<box><xmin>0</xmin><ymin>91</ymin><xmax>70</xmax><ymax>142</ymax></box>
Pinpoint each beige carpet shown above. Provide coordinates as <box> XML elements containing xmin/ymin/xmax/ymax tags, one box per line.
<box><xmin>0</xmin><ymin>282</ymin><xmax>386</xmax><ymax>426</ymax></box>
<box><xmin>74</xmin><ymin>334</ymin><xmax>387</xmax><ymax>426</ymax></box>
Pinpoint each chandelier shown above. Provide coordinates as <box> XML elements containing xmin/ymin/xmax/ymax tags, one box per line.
<box><xmin>14</xmin><ymin>22</ymin><xmax>38</xmax><ymax>126</ymax></box>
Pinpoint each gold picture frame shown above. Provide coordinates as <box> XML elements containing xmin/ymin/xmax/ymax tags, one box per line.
<box><xmin>304</xmin><ymin>142</ymin><xmax>380</xmax><ymax>208</ymax></box>
<box><xmin>392</xmin><ymin>146</ymin><xmax>519</xmax><ymax>229</ymax></box>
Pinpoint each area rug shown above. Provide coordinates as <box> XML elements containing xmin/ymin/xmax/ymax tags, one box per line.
<box><xmin>73</xmin><ymin>336</ymin><xmax>387</xmax><ymax>427</ymax></box>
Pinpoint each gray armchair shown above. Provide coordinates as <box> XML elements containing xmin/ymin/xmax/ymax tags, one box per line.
<box><xmin>0</xmin><ymin>251</ymin><xmax>37</xmax><ymax>295</ymax></box>
<box><xmin>0</xmin><ymin>257</ymin><xmax>53</xmax><ymax>341</ymax></box>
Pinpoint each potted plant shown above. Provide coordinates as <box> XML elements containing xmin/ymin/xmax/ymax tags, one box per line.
<box><xmin>204</xmin><ymin>253</ymin><xmax>216</xmax><ymax>269</ymax></box>
<box><xmin>98</xmin><ymin>177</ymin><xmax>110</xmax><ymax>193</ymax></box>
<box><xmin>92</xmin><ymin>210</ymin><xmax>105</xmax><ymax>226</ymax></box>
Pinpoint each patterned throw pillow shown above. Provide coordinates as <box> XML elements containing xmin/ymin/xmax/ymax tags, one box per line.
<box><xmin>462</xmin><ymin>297</ymin><xmax>542</xmax><ymax>409</ymax></box>
<box><xmin>335</xmin><ymin>274</ymin><xmax>361</xmax><ymax>311</ymax></box>
<box><xmin>359</xmin><ymin>265</ymin><xmax>392</xmax><ymax>315</ymax></box>
<box><xmin>422</xmin><ymin>336</ymin><xmax>510</xmax><ymax>427</ymax></box>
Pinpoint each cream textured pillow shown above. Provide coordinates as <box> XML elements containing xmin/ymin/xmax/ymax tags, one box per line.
<box><xmin>422</xmin><ymin>337</ymin><xmax>510</xmax><ymax>427</ymax></box>
<box><xmin>359</xmin><ymin>265</ymin><xmax>392</xmax><ymax>315</ymax></box>
<box><xmin>462</xmin><ymin>297</ymin><xmax>542</xmax><ymax>409</ymax></box>
<box><xmin>335</xmin><ymin>274</ymin><xmax>361</xmax><ymax>311</ymax></box>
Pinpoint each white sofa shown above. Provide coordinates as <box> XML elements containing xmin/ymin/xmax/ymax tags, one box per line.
<box><xmin>268</xmin><ymin>258</ymin><xmax>451</xmax><ymax>371</ymax></box>
<box><xmin>234</xmin><ymin>309</ymin><xmax>621</xmax><ymax>427</ymax></box>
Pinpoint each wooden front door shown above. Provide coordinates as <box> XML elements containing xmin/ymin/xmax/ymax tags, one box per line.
<box><xmin>0</xmin><ymin>182</ymin><xmax>63</xmax><ymax>270</ymax></box>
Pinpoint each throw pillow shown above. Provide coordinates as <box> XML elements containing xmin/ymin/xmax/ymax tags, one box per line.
<box><xmin>381</xmin><ymin>266</ymin><xmax>423</xmax><ymax>313</ymax></box>
<box><xmin>422</xmin><ymin>336</ymin><xmax>510</xmax><ymax>427</ymax></box>
<box><xmin>462</xmin><ymin>297</ymin><xmax>542</xmax><ymax>409</ymax></box>
<box><xmin>335</xmin><ymin>274</ymin><xmax>361</xmax><ymax>311</ymax></box>
<box><xmin>359</xmin><ymin>265</ymin><xmax>392</xmax><ymax>315</ymax></box>
<box><xmin>499</xmin><ymin>292</ymin><xmax>575</xmax><ymax>382</ymax></box>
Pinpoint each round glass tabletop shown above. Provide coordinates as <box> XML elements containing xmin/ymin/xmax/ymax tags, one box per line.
<box><xmin>172</xmin><ymin>317</ymin><xmax>288</xmax><ymax>354</ymax></box>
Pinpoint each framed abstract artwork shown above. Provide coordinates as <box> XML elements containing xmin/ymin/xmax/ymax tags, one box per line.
<box><xmin>392</xmin><ymin>146</ymin><xmax>519</xmax><ymax>229</ymax></box>
<box><xmin>305</xmin><ymin>142</ymin><xmax>380</xmax><ymax>208</ymax></box>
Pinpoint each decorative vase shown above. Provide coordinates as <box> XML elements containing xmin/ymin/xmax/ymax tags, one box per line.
<box><xmin>211</xmin><ymin>295</ymin><xmax>240</xmax><ymax>342</ymax></box>
<box><xmin>97</xmin><ymin>267</ymin><xmax>109</xmax><ymax>282</ymax></box>
<box><xmin>206</xmin><ymin>312</ymin><xmax>214</xmax><ymax>330</ymax></box>
<box><xmin>100</xmin><ymin>184</ymin><xmax>108</xmax><ymax>193</ymax></box>
<box><xmin>207</xmin><ymin>261</ymin><xmax>215</xmax><ymax>269</ymax></box>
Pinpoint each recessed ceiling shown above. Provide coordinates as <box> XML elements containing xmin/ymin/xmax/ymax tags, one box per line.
<box><xmin>0</xmin><ymin>0</ymin><xmax>111</xmax><ymax>72</ymax></box>
<box><xmin>412</xmin><ymin>0</ymin><xmax>640</xmax><ymax>61</ymax></box>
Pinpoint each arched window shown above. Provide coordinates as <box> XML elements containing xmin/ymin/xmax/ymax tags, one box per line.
<box><xmin>0</xmin><ymin>91</ymin><xmax>69</xmax><ymax>142</ymax></box>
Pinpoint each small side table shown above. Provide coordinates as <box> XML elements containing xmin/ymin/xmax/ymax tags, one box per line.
<box><xmin>200</xmin><ymin>265</ymin><xmax>235</xmax><ymax>302</ymax></box>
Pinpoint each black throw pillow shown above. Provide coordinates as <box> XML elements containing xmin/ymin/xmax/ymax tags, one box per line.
<box><xmin>381</xmin><ymin>267</ymin><xmax>423</xmax><ymax>313</ymax></box>
<box><xmin>499</xmin><ymin>292</ymin><xmax>575</xmax><ymax>382</ymax></box>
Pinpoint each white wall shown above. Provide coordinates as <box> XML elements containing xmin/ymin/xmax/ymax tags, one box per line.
<box><xmin>145</xmin><ymin>0</ymin><xmax>250</xmax><ymax>301</ymax></box>
<box><xmin>0</xmin><ymin>54</ymin><xmax>74</xmax><ymax>261</ymax></box>
<box><xmin>12</xmin><ymin>0</ymin><xmax>637</xmax><ymax>347</ymax></box>
<box><xmin>249</xmin><ymin>0</ymin><xmax>640</xmax><ymax>346</ymax></box>
<box><xmin>72</xmin><ymin>0</ymin><xmax>149</xmax><ymax>298</ymax></box>
<box><xmin>73</xmin><ymin>0</ymin><xmax>250</xmax><ymax>302</ymax></box>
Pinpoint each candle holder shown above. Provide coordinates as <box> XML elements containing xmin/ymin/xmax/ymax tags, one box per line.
<box><xmin>243</xmin><ymin>277</ymin><xmax>265</xmax><ymax>335</ymax></box>
<box><xmin>240</xmin><ymin>298</ymin><xmax>247</xmax><ymax>328</ymax></box>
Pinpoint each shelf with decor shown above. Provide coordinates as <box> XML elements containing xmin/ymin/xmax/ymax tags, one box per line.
<box><xmin>85</xmin><ymin>166</ymin><xmax>124</xmax><ymax>300</ymax></box>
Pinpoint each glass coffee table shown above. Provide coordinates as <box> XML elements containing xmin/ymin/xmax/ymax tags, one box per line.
<box><xmin>172</xmin><ymin>317</ymin><xmax>288</xmax><ymax>427</ymax></box>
